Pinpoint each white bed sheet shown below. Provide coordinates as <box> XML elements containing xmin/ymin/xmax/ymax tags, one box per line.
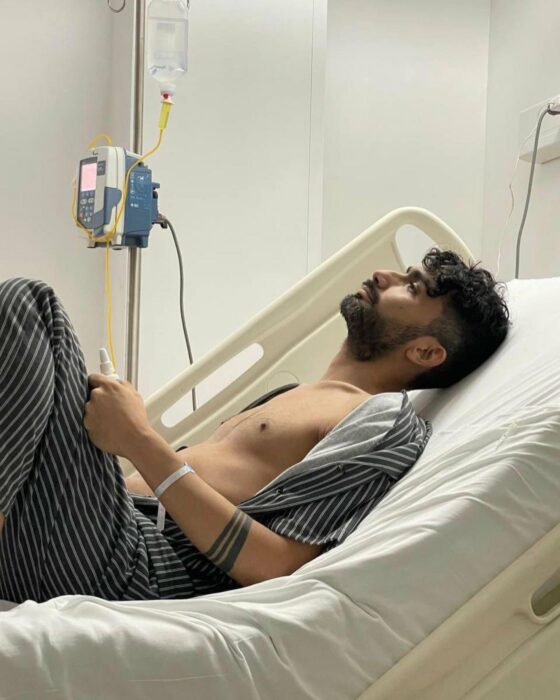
<box><xmin>2</xmin><ymin>277</ymin><xmax>560</xmax><ymax>700</ymax></box>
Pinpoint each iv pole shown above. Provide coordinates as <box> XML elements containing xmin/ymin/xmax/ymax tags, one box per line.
<box><xmin>126</xmin><ymin>0</ymin><xmax>146</xmax><ymax>388</ymax></box>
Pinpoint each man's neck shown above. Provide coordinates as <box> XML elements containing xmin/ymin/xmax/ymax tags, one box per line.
<box><xmin>319</xmin><ymin>341</ymin><xmax>409</xmax><ymax>396</ymax></box>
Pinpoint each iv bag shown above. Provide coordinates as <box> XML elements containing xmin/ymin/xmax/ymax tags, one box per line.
<box><xmin>147</xmin><ymin>0</ymin><xmax>189</xmax><ymax>97</ymax></box>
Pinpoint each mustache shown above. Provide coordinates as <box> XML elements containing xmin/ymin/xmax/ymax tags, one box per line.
<box><xmin>361</xmin><ymin>279</ymin><xmax>378</xmax><ymax>304</ymax></box>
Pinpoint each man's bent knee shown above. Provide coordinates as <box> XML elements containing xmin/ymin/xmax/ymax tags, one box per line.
<box><xmin>0</xmin><ymin>278</ymin><xmax>55</xmax><ymax>313</ymax></box>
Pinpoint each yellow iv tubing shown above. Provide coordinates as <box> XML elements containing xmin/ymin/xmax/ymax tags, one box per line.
<box><xmin>71</xmin><ymin>99</ymin><xmax>173</xmax><ymax>373</ymax></box>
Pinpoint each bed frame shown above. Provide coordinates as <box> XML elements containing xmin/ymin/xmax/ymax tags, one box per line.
<box><xmin>144</xmin><ymin>207</ymin><xmax>472</xmax><ymax>448</ymax></box>
<box><xmin>143</xmin><ymin>207</ymin><xmax>560</xmax><ymax>699</ymax></box>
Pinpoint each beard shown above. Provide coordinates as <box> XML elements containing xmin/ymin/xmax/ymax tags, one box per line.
<box><xmin>339</xmin><ymin>292</ymin><xmax>427</xmax><ymax>361</ymax></box>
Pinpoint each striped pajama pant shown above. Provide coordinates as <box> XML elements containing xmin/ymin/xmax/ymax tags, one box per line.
<box><xmin>0</xmin><ymin>278</ymin><xmax>209</xmax><ymax>603</ymax></box>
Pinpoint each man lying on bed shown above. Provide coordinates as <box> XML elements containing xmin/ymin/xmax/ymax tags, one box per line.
<box><xmin>0</xmin><ymin>249</ymin><xmax>510</xmax><ymax>603</ymax></box>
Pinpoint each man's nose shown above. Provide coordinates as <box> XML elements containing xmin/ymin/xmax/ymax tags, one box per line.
<box><xmin>372</xmin><ymin>270</ymin><xmax>405</xmax><ymax>289</ymax></box>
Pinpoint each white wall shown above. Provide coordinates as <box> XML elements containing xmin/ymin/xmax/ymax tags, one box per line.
<box><xmin>1</xmin><ymin>0</ymin><xmax>500</xmax><ymax>419</ymax></box>
<box><xmin>322</xmin><ymin>0</ymin><xmax>491</xmax><ymax>266</ymax></box>
<box><xmin>136</xmin><ymin>0</ymin><xmax>324</xmax><ymax>423</ymax></box>
<box><xmin>133</xmin><ymin>0</ymin><xmax>493</xmax><ymax>427</ymax></box>
<box><xmin>482</xmin><ymin>0</ymin><xmax>560</xmax><ymax>281</ymax></box>
<box><xmin>0</xmin><ymin>0</ymin><xmax>117</xmax><ymax>373</ymax></box>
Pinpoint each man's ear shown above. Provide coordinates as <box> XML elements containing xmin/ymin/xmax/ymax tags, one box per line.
<box><xmin>404</xmin><ymin>336</ymin><xmax>447</xmax><ymax>369</ymax></box>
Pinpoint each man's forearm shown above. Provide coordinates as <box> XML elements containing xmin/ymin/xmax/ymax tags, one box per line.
<box><xmin>128</xmin><ymin>430</ymin><xmax>282</xmax><ymax>587</ymax></box>
<box><xmin>125</xmin><ymin>470</ymin><xmax>155</xmax><ymax>497</ymax></box>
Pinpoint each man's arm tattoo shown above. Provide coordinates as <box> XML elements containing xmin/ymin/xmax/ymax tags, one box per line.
<box><xmin>204</xmin><ymin>509</ymin><xmax>253</xmax><ymax>573</ymax></box>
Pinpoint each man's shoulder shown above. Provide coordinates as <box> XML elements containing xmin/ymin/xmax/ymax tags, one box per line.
<box><xmin>308</xmin><ymin>379</ymin><xmax>370</xmax><ymax>398</ymax></box>
<box><xmin>306</xmin><ymin>380</ymin><xmax>373</xmax><ymax>441</ymax></box>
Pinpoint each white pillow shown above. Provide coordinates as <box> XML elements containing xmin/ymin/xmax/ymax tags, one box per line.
<box><xmin>410</xmin><ymin>276</ymin><xmax>560</xmax><ymax>435</ymax></box>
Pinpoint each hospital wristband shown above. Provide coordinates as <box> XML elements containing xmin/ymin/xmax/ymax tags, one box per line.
<box><xmin>154</xmin><ymin>463</ymin><xmax>196</xmax><ymax>532</ymax></box>
<box><xmin>154</xmin><ymin>463</ymin><xmax>196</xmax><ymax>498</ymax></box>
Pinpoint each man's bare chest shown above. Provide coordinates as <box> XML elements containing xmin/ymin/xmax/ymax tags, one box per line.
<box><xmin>207</xmin><ymin>388</ymin><xmax>323</xmax><ymax>459</ymax></box>
<box><xmin>136</xmin><ymin>382</ymin><xmax>371</xmax><ymax>506</ymax></box>
<box><xmin>197</xmin><ymin>384</ymin><xmax>369</xmax><ymax>493</ymax></box>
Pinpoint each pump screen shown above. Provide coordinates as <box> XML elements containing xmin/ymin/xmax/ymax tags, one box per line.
<box><xmin>80</xmin><ymin>163</ymin><xmax>97</xmax><ymax>192</ymax></box>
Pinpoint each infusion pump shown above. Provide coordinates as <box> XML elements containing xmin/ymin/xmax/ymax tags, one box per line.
<box><xmin>75</xmin><ymin>146</ymin><xmax>160</xmax><ymax>249</ymax></box>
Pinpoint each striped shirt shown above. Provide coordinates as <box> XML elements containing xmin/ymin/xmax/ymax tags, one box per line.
<box><xmin>132</xmin><ymin>390</ymin><xmax>432</xmax><ymax>597</ymax></box>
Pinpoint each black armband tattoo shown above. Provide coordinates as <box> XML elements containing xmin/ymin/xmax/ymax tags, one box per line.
<box><xmin>204</xmin><ymin>509</ymin><xmax>252</xmax><ymax>573</ymax></box>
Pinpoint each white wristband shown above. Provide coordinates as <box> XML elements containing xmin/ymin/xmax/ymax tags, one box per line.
<box><xmin>154</xmin><ymin>463</ymin><xmax>196</xmax><ymax>498</ymax></box>
<box><xmin>154</xmin><ymin>463</ymin><xmax>196</xmax><ymax>532</ymax></box>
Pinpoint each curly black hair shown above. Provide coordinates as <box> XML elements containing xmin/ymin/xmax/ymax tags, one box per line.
<box><xmin>406</xmin><ymin>248</ymin><xmax>511</xmax><ymax>390</ymax></box>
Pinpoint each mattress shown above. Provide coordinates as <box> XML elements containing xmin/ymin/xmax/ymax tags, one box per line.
<box><xmin>1</xmin><ymin>277</ymin><xmax>560</xmax><ymax>700</ymax></box>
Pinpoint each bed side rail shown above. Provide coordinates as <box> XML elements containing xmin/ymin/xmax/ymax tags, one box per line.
<box><xmin>357</xmin><ymin>516</ymin><xmax>560</xmax><ymax>700</ymax></box>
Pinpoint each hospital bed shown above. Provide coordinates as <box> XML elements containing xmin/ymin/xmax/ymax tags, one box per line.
<box><xmin>2</xmin><ymin>206</ymin><xmax>560</xmax><ymax>699</ymax></box>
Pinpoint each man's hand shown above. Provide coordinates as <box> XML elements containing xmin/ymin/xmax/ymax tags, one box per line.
<box><xmin>84</xmin><ymin>374</ymin><xmax>154</xmax><ymax>460</ymax></box>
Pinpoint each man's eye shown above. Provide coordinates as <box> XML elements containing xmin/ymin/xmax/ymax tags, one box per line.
<box><xmin>408</xmin><ymin>282</ymin><xmax>417</xmax><ymax>294</ymax></box>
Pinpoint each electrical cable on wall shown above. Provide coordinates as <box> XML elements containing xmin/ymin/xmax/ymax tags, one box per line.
<box><xmin>495</xmin><ymin>123</ymin><xmax>539</xmax><ymax>278</ymax></box>
<box><xmin>157</xmin><ymin>215</ymin><xmax>198</xmax><ymax>411</ymax></box>
<box><xmin>514</xmin><ymin>105</ymin><xmax>560</xmax><ymax>279</ymax></box>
